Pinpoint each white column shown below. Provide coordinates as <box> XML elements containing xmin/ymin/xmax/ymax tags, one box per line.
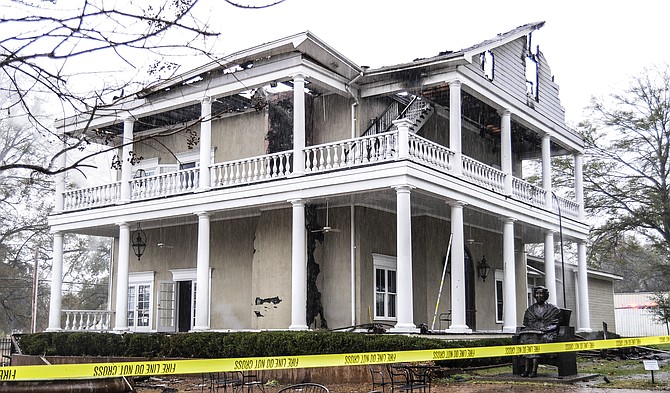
<box><xmin>54</xmin><ymin>142</ymin><xmax>67</xmax><ymax>212</ymax></box>
<box><xmin>114</xmin><ymin>223</ymin><xmax>131</xmax><ymax>332</ymax></box>
<box><xmin>120</xmin><ymin>117</ymin><xmax>134</xmax><ymax>202</ymax></box>
<box><xmin>390</xmin><ymin>185</ymin><xmax>418</xmax><ymax>333</ymax></box>
<box><xmin>448</xmin><ymin>201</ymin><xmax>470</xmax><ymax>332</ymax></box>
<box><xmin>199</xmin><ymin>96</ymin><xmax>212</xmax><ymax>191</ymax></box>
<box><xmin>46</xmin><ymin>232</ymin><xmax>64</xmax><ymax>331</ymax></box>
<box><xmin>544</xmin><ymin>230</ymin><xmax>558</xmax><ymax>305</ymax></box>
<box><xmin>289</xmin><ymin>199</ymin><xmax>308</xmax><ymax>330</ymax></box>
<box><xmin>577</xmin><ymin>241</ymin><xmax>592</xmax><ymax>332</ymax></box>
<box><xmin>292</xmin><ymin>74</ymin><xmax>306</xmax><ymax>176</ymax></box>
<box><xmin>393</xmin><ymin>118</ymin><xmax>412</xmax><ymax>159</ymax></box>
<box><xmin>449</xmin><ymin>80</ymin><xmax>462</xmax><ymax>176</ymax></box>
<box><xmin>501</xmin><ymin>109</ymin><xmax>513</xmax><ymax>195</ymax></box>
<box><xmin>502</xmin><ymin>218</ymin><xmax>517</xmax><ymax>333</ymax></box>
<box><xmin>575</xmin><ymin>153</ymin><xmax>585</xmax><ymax>220</ymax></box>
<box><xmin>542</xmin><ymin>133</ymin><xmax>552</xmax><ymax>209</ymax></box>
<box><xmin>193</xmin><ymin>212</ymin><xmax>211</xmax><ymax>331</ymax></box>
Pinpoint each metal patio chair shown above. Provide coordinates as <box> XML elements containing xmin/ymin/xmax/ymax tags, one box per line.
<box><xmin>275</xmin><ymin>383</ymin><xmax>329</xmax><ymax>393</ymax></box>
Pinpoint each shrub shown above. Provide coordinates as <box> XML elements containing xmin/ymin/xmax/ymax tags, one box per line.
<box><xmin>15</xmin><ymin>331</ymin><xmax>514</xmax><ymax>368</ymax></box>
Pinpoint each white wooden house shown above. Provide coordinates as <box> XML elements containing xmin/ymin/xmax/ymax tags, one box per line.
<box><xmin>47</xmin><ymin>22</ymin><xmax>593</xmax><ymax>334</ymax></box>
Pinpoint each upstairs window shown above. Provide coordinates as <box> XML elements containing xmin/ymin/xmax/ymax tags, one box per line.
<box><xmin>481</xmin><ymin>50</ymin><xmax>495</xmax><ymax>81</ymax></box>
<box><xmin>525</xmin><ymin>34</ymin><xmax>540</xmax><ymax>103</ymax></box>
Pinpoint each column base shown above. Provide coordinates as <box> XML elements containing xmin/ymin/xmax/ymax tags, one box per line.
<box><xmin>45</xmin><ymin>327</ymin><xmax>62</xmax><ymax>332</ymax></box>
<box><xmin>389</xmin><ymin>323</ymin><xmax>420</xmax><ymax>333</ymax></box>
<box><xmin>288</xmin><ymin>324</ymin><xmax>309</xmax><ymax>331</ymax></box>
<box><xmin>192</xmin><ymin>325</ymin><xmax>211</xmax><ymax>332</ymax></box>
<box><xmin>445</xmin><ymin>325</ymin><xmax>472</xmax><ymax>334</ymax></box>
<box><xmin>502</xmin><ymin>326</ymin><xmax>517</xmax><ymax>333</ymax></box>
<box><xmin>113</xmin><ymin>327</ymin><xmax>129</xmax><ymax>333</ymax></box>
<box><xmin>577</xmin><ymin>328</ymin><xmax>593</xmax><ymax>333</ymax></box>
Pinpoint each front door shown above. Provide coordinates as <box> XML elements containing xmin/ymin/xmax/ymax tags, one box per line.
<box><xmin>177</xmin><ymin>281</ymin><xmax>193</xmax><ymax>332</ymax></box>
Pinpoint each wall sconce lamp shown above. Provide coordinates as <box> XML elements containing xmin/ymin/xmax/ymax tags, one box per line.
<box><xmin>477</xmin><ymin>255</ymin><xmax>491</xmax><ymax>282</ymax></box>
<box><xmin>131</xmin><ymin>223</ymin><xmax>147</xmax><ymax>261</ymax></box>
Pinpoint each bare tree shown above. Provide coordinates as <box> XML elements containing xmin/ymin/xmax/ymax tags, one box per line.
<box><xmin>579</xmin><ymin>65</ymin><xmax>670</xmax><ymax>288</ymax></box>
<box><xmin>0</xmin><ymin>0</ymin><xmax>223</xmax><ymax>177</ymax></box>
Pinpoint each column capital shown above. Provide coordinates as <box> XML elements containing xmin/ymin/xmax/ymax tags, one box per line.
<box><xmin>195</xmin><ymin>211</ymin><xmax>210</xmax><ymax>218</ymax></box>
<box><xmin>502</xmin><ymin>216</ymin><xmax>517</xmax><ymax>224</ymax></box>
<box><xmin>392</xmin><ymin>184</ymin><xmax>415</xmax><ymax>193</ymax></box>
<box><xmin>500</xmin><ymin>108</ymin><xmax>511</xmax><ymax>117</ymax></box>
<box><xmin>116</xmin><ymin>222</ymin><xmax>130</xmax><ymax>228</ymax></box>
<box><xmin>287</xmin><ymin>198</ymin><xmax>306</xmax><ymax>206</ymax></box>
<box><xmin>448</xmin><ymin>200</ymin><xmax>467</xmax><ymax>208</ymax></box>
<box><xmin>201</xmin><ymin>95</ymin><xmax>212</xmax><ymax>104</ymax></box>
<box><xmin>544</xmin><ymin>229</ymin><xmax>556</xmax><ymax>236</ymax></box>
<box><xmin>292</xmin><ymin>73</ymin><xmax>306</xmax><ymax>82</ymax></box>
<box><xmin>449</xmin><ymin>79</ymin><xmax>462</xmax><ymax>88</ymax></box>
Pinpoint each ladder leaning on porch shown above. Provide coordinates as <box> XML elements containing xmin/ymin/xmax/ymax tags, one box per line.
<box><xmin>430</xmin><ymin>233</ymin><xmax>453</xmax><ymax>331</ymax></box>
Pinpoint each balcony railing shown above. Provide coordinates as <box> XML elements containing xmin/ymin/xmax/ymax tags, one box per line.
<box><xmin>305</xmin><ymin>131</ymin><xmax>398</xmax><ymax>172</ymax></box>
<box><xmin>62</xmin><ymin>310</ymin><xmax>113</xmax><ymax>331</ymax></box>
<box><xmin>63</xmin><ymin>182</ymin><xmax>121</xmax><ymax>210</ymax></box>
<box><xmin>212</xmin><ymin>151</ymin><xmax>293</xmax><ymax>187</ymax></box>
<box><xmin>131</xmin><ymin>167</ymin><xmax>199</xmax><ymax>200</ymax></box>
<box><xmin>58</xmin><ymin>132</ymin><xmax>579</xmax><ymax>220</ymax></box>
<box><xmin>462</xmin><ymin>156</ymin><xmax>506</xmax><ymax>194</ymax></box>
<box><xmin>408</xmin><ymin>133</ymin><xmax>453</xmax><ymax>171</ymax></box>
<box><xmin>512</xmin><ymin>177</ymin><xmax>547</xmax><ymax>207</ymax></box>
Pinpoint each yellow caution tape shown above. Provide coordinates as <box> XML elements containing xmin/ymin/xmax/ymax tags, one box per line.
<box><xmin>1</xmin><ymin>335</ymin><xmax>668</xmax><ymax>382</ymax></box>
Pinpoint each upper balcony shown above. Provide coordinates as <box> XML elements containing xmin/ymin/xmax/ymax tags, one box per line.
<box><xmin>60</xmin><ymin>128</ymin><xmax>580</xmax><ymax>220</ymax></box>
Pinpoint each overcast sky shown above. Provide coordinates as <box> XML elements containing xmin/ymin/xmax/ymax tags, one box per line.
<box><xmin>194</xmin><ymin>0</ymin><xmax>670</xmax><ymax>125</ymax></box>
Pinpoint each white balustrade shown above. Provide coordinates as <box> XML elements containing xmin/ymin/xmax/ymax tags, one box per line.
<box><xmin>63</xmin><ymin>182</ymin><xmax>121</xmax><ymax>210</ymax></box>
<box><xmin>58</xmin><ymin>134</ymin><xmax>580</xmax><ymax>219</ymax></box>
<box><xmin>554</xmin><ymin>195</ymin><xmax>579</xmax><ymax>219</ymax></box>
<box><xmin>462</xmin><ymin>156</ymin><xmax>506</xmax><ymax>193</ymax></box>
<box><xmin>130</xmin><ymin>167</ymin><xmax>199</xmax><ymax>200</ymax></box>
<box><xmin>62</xmin><ymin>310</ymin><xmax>113</xmax><ymax>331</ymax></box>
<box><xmin>512</xmin><ymin>177</ymin><xmax>547</xmax><ymax>207</ymax></box>
<box><xmin>305</xmin><ymin>131</ymin><xmax>398</xmax><ymax>172</ymax></box>
<box><xmin>408</xmin><ymin>134</ymin><xmax>453</xmax><ymax>171</ymax></box>
<box><xmin>211</xmin><ymin>151</ymin><xmax>292</xmax><ymax>187</ymax></box>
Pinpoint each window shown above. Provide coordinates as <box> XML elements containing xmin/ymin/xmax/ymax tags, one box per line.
<box><xmin>525</xmin><ymin>34</ymin><xmax>539</xmax><ymax>103</ymax></box>
<box><xmin>495</xmin><ymin>270</ymin><xmax>504</xmax><ymax>323</ymax></box>
<box><xmin>481</xmin><ymin>50</ymin><xmax>495</xmax><ymax>81</ymax></box>
<box><xmin>373</xmin><ymin>254</ymin><xmax>397</xmax><ymax>320</ymax></box>
<box><xmin>128</xmin><ymin>271</ymin><xmax>155</xmax><ymax>332</ymax></box>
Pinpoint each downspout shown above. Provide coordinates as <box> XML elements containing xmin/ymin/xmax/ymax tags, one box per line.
<box><xmin>345</xmin><ymin>68</ymin><xmax>366</xmax><ymax>326</ymax></box>
<box><xmin>346</xmin><ymin>67</ymin><xmax>367</xmax><ymax>138</ymax></box>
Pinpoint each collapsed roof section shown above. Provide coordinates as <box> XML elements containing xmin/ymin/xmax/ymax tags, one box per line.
<box><xmin>57</xmin><ymin>21</ymin><xmax>576</xmax><ymax>153</ymax></box>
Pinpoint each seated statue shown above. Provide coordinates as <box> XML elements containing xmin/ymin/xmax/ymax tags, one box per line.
<box><xmin>518</xmin><ymin>286</ymin><xmax>561</xmax><ymax>377</ymax></box>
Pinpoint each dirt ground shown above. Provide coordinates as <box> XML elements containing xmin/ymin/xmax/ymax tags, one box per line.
<box><xmin>132</xmin><ymin>370</ymin><xmax>670</xmax><ymax>393</ymax></box>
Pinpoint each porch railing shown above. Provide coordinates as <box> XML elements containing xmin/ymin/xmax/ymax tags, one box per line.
<box><xmin>554</xmin><ymin>195</ymin><xmax>579</xmax><ymax>218</ymax></box>
<box><xmin>63</xmin><ymin>182</ymin><xmax>121</xmax><ymax>210</ymax></box>
<box><xmin>305</xmin><ymin>131</ymin><xmax>398</xmax><ymax>172</ymax></box>
<box><xmin>130</xmin><ymin>167</ymin><xmax>199</xmax><ymax>200</ymax></box>
<box><xmin>512</xmin><ymin>177</ymin><xmax>547</xmax><ymax>207</ymax></box>
<box><xmin>462</xmin><ymin>156</ymin><xmax>506</xmax><ymax>194</ymax></box>
<box><xmin>408</xmin><ymin>133</ymin><xmax>453</xmax><ymax>171</ymax></box>
<box><xmin>211</xmin><ymin>151</ymin><xmax>293</xmax><ymax>187</ymax></box>
<box><xmin>58</xmin><ymin>134</ymin><xmax>579</xmax><ymax>220</ymax></box>
<box><xmin>62</xmin><ymin>310</ymin><xmax>113</xmax><ymax>331</ymax></box>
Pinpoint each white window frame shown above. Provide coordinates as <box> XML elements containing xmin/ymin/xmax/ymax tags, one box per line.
<box><xmin>373</xmin><ymin>253</ymin><xmax>397</xmax><ymax>321</ymax></box>
<box><xmin>128</xmin><ymin>271</ymin><xmax>155</xmax><ymax>332</ymax></box>
<box><xmin>495</xmin><ymin>269</ymin><xmax>504</xmax><ymax>324</ymax></box>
